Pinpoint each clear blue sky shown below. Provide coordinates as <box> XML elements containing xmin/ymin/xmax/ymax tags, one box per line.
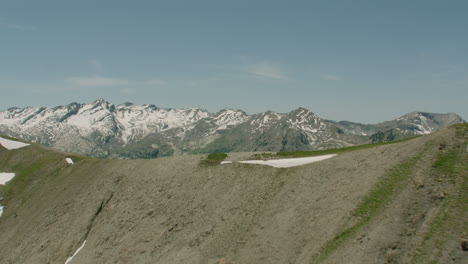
<box><xmin>1</xmin><ymin>0</ymin><xmax>466</xmax><ymax>123</ymax></box>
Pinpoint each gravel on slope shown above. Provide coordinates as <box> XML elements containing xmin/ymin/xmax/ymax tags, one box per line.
<box><xmin>0</xmin><ymin>126</ymin><xmax>464</xmax><ymax>264</ymax></box>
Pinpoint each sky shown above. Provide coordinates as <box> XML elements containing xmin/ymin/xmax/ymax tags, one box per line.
<box><xmin>0</xmin><ymin>0</ymin><xmax>467</xmax><ymax>123</ymax></box>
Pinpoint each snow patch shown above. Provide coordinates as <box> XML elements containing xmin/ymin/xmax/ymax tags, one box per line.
<box><xmin>214</xmin><ymin>110</ymin><xmax>247</xmax><ymax>130</ymax></box>
<box><xmin>0</xmin><ymin>173</ymin><xmax>15</xmax><ymax>185</ymax></box>
<box><xmin>414</xmin><ymin>124</ymin><xmax>431</xmax><ymax>135</ymax></box>
<box><xmin>220</xmin><ymin>161</ymin><xmax>233</xmax><ymax>164</ymax></box>
<box><xmin>287</xmin><ymin>112</ymin><xmax>324</xmax><ymax>133</ymax></box>
<box><xmin>0</xmin><ymin>205</ymin><xmax>4</xmax><ymax>217</ymax></box>
<box><xmin>236</xmin><ymin>154</ymin><xmax>337</xmax><ymax>168</ymax></box>
<box><xmin>114</xmin><ymin>105</ymin><xmax>209</xmax><ymax>144</ymax></box>
<box><xmin>0</xmin><ymin>136</ymin><xmax>30</xmax><ymax>150</ymax></box>
<box><xmin>65</xmin><ymin>240</ymin><xmax>87</xmax><ymax>264</ymax></box>
<box><xmin>66</xmin><ymin>158</ymin><xmax>74</xmax><ymax>165</ymax></box>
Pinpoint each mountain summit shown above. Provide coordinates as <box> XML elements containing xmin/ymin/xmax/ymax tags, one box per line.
<box><xmin>0</xmin><ymin>100</ymin><xmax>464</xmax><ymax>158</ymax></box>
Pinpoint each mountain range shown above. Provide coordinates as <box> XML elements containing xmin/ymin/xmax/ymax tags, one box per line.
<box><xmin>0</xmin><ymin>99</ymin><xmax>464</xmax><ymax>158</ymax></box>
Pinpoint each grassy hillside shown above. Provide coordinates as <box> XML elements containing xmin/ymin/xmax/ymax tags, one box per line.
<box><xmin>0</xmin><ymin>124</ymin><xmax>466</xmax><ymax>264</ymax></box>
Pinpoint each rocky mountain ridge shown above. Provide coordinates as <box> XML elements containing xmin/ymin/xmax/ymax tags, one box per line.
<box><xmin>0</xmin><ymin>99</ymin><xmax>464</xmax><ymax>158</ymax></box>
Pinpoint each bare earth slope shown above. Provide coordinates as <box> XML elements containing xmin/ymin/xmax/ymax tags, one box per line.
<box><xmin>0</xmin><ymin>124</ymin><xmax>466</xmax><ymax>264</ymax></box>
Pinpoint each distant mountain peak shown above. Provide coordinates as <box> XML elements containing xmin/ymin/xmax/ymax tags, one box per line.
<box><xmin>291</xmin><ymin>106</ymin><xmax>309</xmax><ymax>112</ymax></box>
<box><xmin>93</xmin><ymin>98</ymin><xmax>107</xmax><ymax>104</ymax></box>
<box><xmin>289</xmin><ymin>107</ymin><xmax>316</xmax><ymax>117</ymax></box>
<box><xmin>0</xmin><ymin>100</ymin><xmax>463</xmax><ymax>158</ymax></box>
<box><xmin>121</xmin><ymin>102</ymin><xmax>134</xmax><ymax>106</ymax></box>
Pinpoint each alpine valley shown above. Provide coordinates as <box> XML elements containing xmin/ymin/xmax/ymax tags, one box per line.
<box><xmin>0</xmin><ymin>99</ymin><xmax>464</xmax><ymax>158</ymax></box>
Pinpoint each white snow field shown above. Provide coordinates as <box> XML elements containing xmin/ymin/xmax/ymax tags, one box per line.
<box><xmin>220</xmin><ymin>161</ymin><xmax>233</xmax><ymax>164</ymax></box>
<box><xmin>66</xmin><ymin>158</ymin><xmax>74</xmax><ymax>165</ymax></box>
<box><xmin>0</xmin><ymin>206</ymin><xmax>4</xmax><ymax>217</ymax></box>
<box><xmin>64</xmin><ymin>240</ymin><xmax>87</xmax><ymax>264</ymax></box>
<box><xmin>0</xmin><ymin>136</ymin><xmax>30</xmax><ymax>150</ymax></box>
<box><xmin>0</xmin><ymin>173</ymin><xmax>15</xmax><ymax>185</ymax></box>
<box><xmin>233</xmin><ymin>154</ymin><xmax>337</xmax><ymax>168</ymax></box>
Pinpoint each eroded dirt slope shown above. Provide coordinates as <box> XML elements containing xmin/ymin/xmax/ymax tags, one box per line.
<box><xmin>0</xmin><ymin>125</ymin><xmax>466</xmax><ymax>264</ymax></box>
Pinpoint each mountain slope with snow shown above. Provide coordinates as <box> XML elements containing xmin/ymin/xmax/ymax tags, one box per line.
<box><xmin>0</xmin><ymin>99</ymin><xmax>464</xmax><ymax>158</ymax></box>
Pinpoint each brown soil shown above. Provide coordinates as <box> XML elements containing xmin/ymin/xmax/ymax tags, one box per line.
<box><xmin>0</xmin><ymin>125</ymin><xmax>466</xmax><ymax>264</ymax></box>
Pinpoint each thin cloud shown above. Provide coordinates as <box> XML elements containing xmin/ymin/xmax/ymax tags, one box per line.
<box><xmin>65</xmin><ymin>76</ymin><xmax>168</xmax><ymax>87</ymax></box>
<box><xmin>0</xmin><ymin>18</ymin><xmax>36</xmax><ymax>31</ymax></box>
<box><xmin>247</xmin><ymin>63</ymin><xmax>288</xmax><ymax>80</ymax></box>
<box><xmin>322</xmin><ymin>73</ymin><xmax>341</xmax><ymax>81</ymax></box>
<box><xmin>120</xmin><ymin>88</ymin><xmax>135</xmax><ymax>94</ymax></box>
<box><xmin>143</xmin><ymin>80</ymin><xmax>168</xmax><ymax>86</ymax></box>
<box><xmin>66</xmin><ymin>76</ymin><xmax>129</xmax><ymax>87</ymax></box>
<box><xmin>89</xmin><ymin>60</ymin><xmax>103</xmax><ymax>71</ymax></box>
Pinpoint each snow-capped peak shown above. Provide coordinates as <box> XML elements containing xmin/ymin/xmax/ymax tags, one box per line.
<box><xmin>114</xmin><ymin>104</ymin><xmax>210</xmax><ymax>143</ymax></box>
<box><xmin>286</xmin><ymin>107</ymin><xmax>325</xmax><ymax>132</ymax></box>
<box><xmin>213</xmin><ymin>109</ymin><xmax>248</xmax><ymax>130</ymax></box>
<box><xmin>0</xmin><ymin>100</ymin><xmax>463</xmax><ymax>159</ymax></box>
<box><xmin>249</xmin><ymin>111</ymin><xmax>284</xmax><ymax>132</ymax></box>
